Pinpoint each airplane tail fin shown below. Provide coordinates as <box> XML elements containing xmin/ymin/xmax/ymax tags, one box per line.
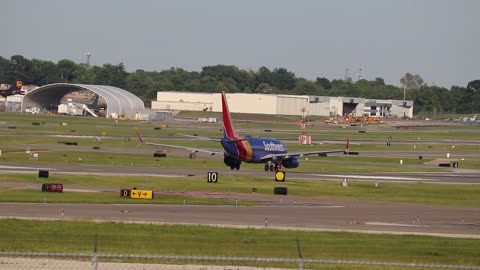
<box><xmin>135</xmin><ymin>128</ymin><xmax>145</xmax><ymax>144</ymax></box>
<box><xmin>221</xmin><ymin>91</ymin><xmax>236</xmax><ymax>139</ymax></box>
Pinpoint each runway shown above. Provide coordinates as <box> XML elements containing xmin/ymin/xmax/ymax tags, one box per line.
<box><xmin>1</xmin><ymin>162</ymin><xmax>479</xmax><ymax>238</ymax></box>
<box><xmin>1</xmin><ymin>162</ymin><xmax>479</xmax><ymax>184</ymax></box>
<box><xmin>1</xmin><ymin>201</ymin><xmax>479</xmax><ymax>238</ymax></box>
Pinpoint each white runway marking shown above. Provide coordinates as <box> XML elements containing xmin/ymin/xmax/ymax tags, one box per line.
<box><xmin>0</xmin><ymin>165</ymin><xmax>52</xmax><ymax>170</ymax></box>
<box><xmin>311</xmin><ymin>174</ymin><xmax>431</xmax><ymax>181</ymax></box>
<box><xmin>365</xmin><ymin>222</ymin><xmax>430</xmax><ymax>227</ymax></box>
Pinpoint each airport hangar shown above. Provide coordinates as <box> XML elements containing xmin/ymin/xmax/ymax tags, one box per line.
<box><xmin>20</xmin><ymin>83</ymin><xmax>145</xmax><ymax>118</ymax></box>
<box><xmin>151</xmin><ymin>91</ymin><xmax>414</xmax><ymax>118</ymax></box>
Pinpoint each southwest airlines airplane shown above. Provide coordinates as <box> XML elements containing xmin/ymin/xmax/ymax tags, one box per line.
<box><xmin>136</xmin><ymin>91</ymin><xmax>349</xmax><ymax>171</ymax></box>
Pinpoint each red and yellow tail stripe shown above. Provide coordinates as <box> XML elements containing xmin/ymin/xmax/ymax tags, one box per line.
<box><xmin>221</xmin><ymin>91</ymin><xmax>252</xmax><ymax>161</ymax></box>
<box><xmin>221</xmin><ymin>91</ymin><xmax>236</xmax><ymax>139</ymax></box>
<box><xmin>236</xmin><ymin>140</ymin><xmax>253</xmax><ymax>161</ymax></box>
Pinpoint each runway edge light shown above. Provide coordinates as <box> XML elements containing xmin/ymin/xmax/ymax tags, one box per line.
<box><xmin>275</xmin><ymin>171</ymin><xmax>286</xmax><ymax>182</ymax></box>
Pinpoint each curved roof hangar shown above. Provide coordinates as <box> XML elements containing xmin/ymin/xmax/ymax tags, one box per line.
<box><xmin>21</xmin><ymin>83</ymin><xmax>145</xmax><ymax>118</ymax></box>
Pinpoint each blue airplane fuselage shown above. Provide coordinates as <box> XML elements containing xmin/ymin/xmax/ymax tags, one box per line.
<box><xmin>221</xmin><ymin>136</ymin><xmax>287</xmax><ymax>163</ymax></box>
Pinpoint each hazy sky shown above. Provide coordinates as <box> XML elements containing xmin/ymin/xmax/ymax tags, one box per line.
<box><xmin>1</xmin><ymin>0</ymin><xmax>478</xmax><ymax>88</ymax></box>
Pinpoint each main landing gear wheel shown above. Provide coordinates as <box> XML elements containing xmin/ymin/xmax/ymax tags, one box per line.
<box><xmin>265</xmin><ymin>163</ymin><xmax>276</xmax><ymax>171</ymax></box>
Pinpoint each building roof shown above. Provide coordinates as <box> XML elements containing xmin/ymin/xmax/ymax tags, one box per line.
<box><xmin>21</xmin><ymin>83</ymin><xmax>144</xmax><ymax>117</ymax></box>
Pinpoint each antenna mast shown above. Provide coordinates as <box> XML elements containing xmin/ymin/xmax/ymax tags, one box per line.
<box><xmin>356</xmin><ymin>64</ymin><xmax>364</xmax><ymax>81</ymax></box>
<box><xmin>85</xmin><ymin>51</ymin><xmax>91</xmax><ymax>67</ymax></box>
<box><xmin>344</xmin><ymin>68</ymin><xmax>351</xmax><ymax>82</ymax></box>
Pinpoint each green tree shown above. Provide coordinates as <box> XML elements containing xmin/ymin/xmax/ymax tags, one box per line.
<box><xmin>166</xmin><ymin>68</ymin><xmax>197</xmax><ymax>90</ymax></box>
<box><xmin>237</xmin><ymin>69</ymin><xmax>256</xmax><ymax>92</ymax></box>
<box><xmin>198</xmin><ymin>75</ymin><xmax>217</xmax><ymax>92</ymax></box>
<box><xmin>400</xmin><ymin>73</ymin><xmax>424</xmax><ymax>89</ymax></box>
<box><xmin>449</xmin><ymin>86</ymin><xmax>466</xmax><ymax>114</ymax></box>
<box><xmin>57</xmin><ymin>59</ymin><xmax>77</xmax><ymax>82</ymax></box>
<box><xmin>73</xmin><ymin>64</ymin><xmax>96</xmax><ymax>84</ymax></box>
<box><xmin>467</xmin><ymin>80</ymin><xmax>480</xmax><ymax>92</ymax></box>
<box><xmin>93</xmin><ymin>63</ymin><xmax>127</xmax><ymax>89</ymax></box>
<box><xmin>315</xmin><ymin>77</ymin><xmax>332</xmax><ymax>90</ymax></box>
<box><xmin>255</xmin><ymin>83</ymin><xmax>273</xmax><ymax>94</ymax></box>
<box><xmin>293</xmin><ymin>78</ymin><xmax>325</xmax><ymax>95</ymax></box>
<box><xmin>271</xmin><ymin>67</ymin><xmax>296</xmax><ymax>90</ymax></box>
<box><xmin>255</xmin><ymin>66</ymin><xmax>273</xmax><ymax>87</ymax></box>
<box><xmin>437</xmin><ymin>87</ymin><xmax>454</xmax><ymax>113</ymax></box>
<box><xmin>184</xmin><ymin>79</ymin><xmax>201</xmax><ymax>91</ymax></box>
<box><xmin>126</xmin><ymin>70</ymin><xmax>154</xmax><ymax>97</ymax></box>
<box><xmin>329</xmin><ymin>79</ymin><xmax>352</xmax><ymax>96</ymax></box>
<box><xmin>200</xmin><ymin>65</ymin><xmax>250</xmax><ymax>92</ymax></box>
<box><xmin>465</xmin><ymin>80</ymin><xmax>480</xmax><ymax>113</ymax></box>
<box><xmin>0</xmin><ymin>56</ymin><xmax>14</xmax><ymax>83</ymax></box>
<box><xmin>9</xmin><ymin>55</ymin><xmax>33</xmax><ymax>83</ymax></box>
<box><xmin>30</xmin><ymin>59</ymin><xmax>58</xmax><ymax>85</ymax></box>
<box><xmin>375</xmin><ymin>77</ymin><xmax>385</xmax><ymax>86</ymax></box>
<box><xmin>2</xmin><ymin>54</ymin><xmax>478</xmax><ymax>114</ymax></box>
<box><xmin>219</xmin><ymin>77</ymin><xmax>240</xmax><ymax>92</ymax></box>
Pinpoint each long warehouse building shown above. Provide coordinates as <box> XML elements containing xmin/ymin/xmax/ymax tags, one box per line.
<box><xmin>151</xmin><ymin>91</ymin><xmax>414</xmax><ymax>118</ymax></box>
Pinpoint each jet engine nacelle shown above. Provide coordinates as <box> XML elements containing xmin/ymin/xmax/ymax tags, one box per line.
<box><xmin>282</xmin><ymin>157</ymin><xmax>299</xmax><ymax>168</ymax></box>
<box><xmin>224</xmin><ymin>155</ymin><xmax>237</xmax><ymax>167</ymax></box>
<box><xmin>224</xmin><ymin>154</ymin><xmax>241</xmax><ymax>170</ymax></box>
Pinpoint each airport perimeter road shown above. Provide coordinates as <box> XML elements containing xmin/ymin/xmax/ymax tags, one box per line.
<box><xmin>0</xmin><ymin>162</ymin><xmax>479</xmax><ymax>184</ymax></box>
<box><xmin>0</xmin><ymin>202</ymin><xmax>479</xmax><ymax>238</ymax></box>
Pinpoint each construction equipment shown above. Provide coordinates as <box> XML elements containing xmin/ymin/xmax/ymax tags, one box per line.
<box><xmin>0</xmin><ymin>81</ymin><xmax>24</xmax><ymax>97</ymax></box>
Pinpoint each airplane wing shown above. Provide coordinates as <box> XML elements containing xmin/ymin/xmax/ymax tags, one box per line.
<box><xmin>177</xmin><ymin>134</ymin><xmax>248</xmax><ymax>143</ymax></box>
<box><xmin>260</xmin><ymin>149</ymin><xmax>347</xmax><ymax>160</ymax></box>
<box><xmin>177</xmin><ymin>133</ymin><xmax>221</xmax><ymax>142</ymax></box>
<box><xmin>260</xmin><ymin>139</ymin><xmax>350</xmax><ymax>160</ymax></box>
<box><xmin>135</xmin><ymin>128</ymin><xmax>224</xmax><ymax>155</ymax></box>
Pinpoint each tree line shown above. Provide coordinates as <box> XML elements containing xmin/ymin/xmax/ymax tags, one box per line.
<box><xmin>1</xmin><ymin>55</ymin><xmax>478</xmax><ymax>114</ymax></box>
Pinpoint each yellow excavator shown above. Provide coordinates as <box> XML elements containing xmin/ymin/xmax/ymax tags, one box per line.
<box><xmin>0</xmin><ymin>81</ymin><xmax>24</xmax><ymax>97</ymax></box>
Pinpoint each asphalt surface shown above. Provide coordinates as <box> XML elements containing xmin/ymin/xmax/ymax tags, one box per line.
<box><xmin>0</xmin><ymin>162</ymin><xmax>479</xmax><ymax>238</ymax></box>
<box><xmin>1</xmin><ymin>119</ymin><xmax>479</xmax><ymax>238</ymax></box>
<box><xmin>1</xmin><ymin>200</ymin><xmax>479</xmax><ymax>238</ymax></box>
<box><xmin>1</xmin><ymin>162</ymin><xmax>479</xmax><ymax>184</ymax></box>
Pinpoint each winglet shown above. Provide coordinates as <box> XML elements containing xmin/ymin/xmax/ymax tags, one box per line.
<box><xmin>135</xmin><ymin>128</ymin><xmax>144</xmax><ymax>144</ymax></box>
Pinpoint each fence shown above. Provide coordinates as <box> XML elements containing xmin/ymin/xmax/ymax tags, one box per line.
<box><xmin>1</xmin><ymin>227</ymin><xmax>479</xmax><ymax>270</ymax></box>
<box><xmin>1</xmin><ymin>252</ymin><xmax>479</xmax><ymax>270</ymax></box>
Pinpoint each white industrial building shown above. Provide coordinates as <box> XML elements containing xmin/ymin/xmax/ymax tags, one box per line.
<box><xmin>151</xmin><ymin>92</ymin><xmax>414</xmax><ymax>118</ymax></box>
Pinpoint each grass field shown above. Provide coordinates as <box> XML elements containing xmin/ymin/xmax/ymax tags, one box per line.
<box><xmin>1</xmin><ymin>111</ymin><xmax>480</xmax><ymax>142</ymax></box>
<box><xmin>1</xmin><ymin>147</ymin><xmax>459</xmax><ymax>172</ymax></box>
<box><xmin>1</xmin><ymin>111</ymin><xmax>479</xmax><ymax>174</ymax></box>
<box><xmin>2</xmin><ymin>173</ymin><xmax>479</xmax><ymax>206</ymax></box>
<box><xmin>2</xmin><ymin>134</ymin><xmax>480</xmax><ymax>157</ymax></box>
<box><xmin>1</xmin><ymin>112</ymin><xmax>479</xmax><ymax>269</ymax></box>
<box><xmin>0</xmin><ymin>189</ymin><xmax>247</xmax><ymax>205</ymax></box>
<box><xmin>0</xmin><ymin>219</ymin><xmax>479</xmax><ymax>268</ymax></box>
